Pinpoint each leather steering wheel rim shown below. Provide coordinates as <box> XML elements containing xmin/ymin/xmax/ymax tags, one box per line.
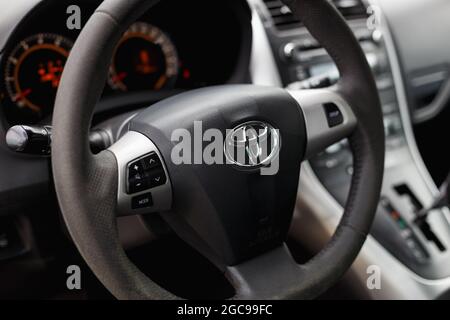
<box><xmin>52</xmin><ymin>0</ymin><xmax>385</xmax><ymax>300</ymax></box>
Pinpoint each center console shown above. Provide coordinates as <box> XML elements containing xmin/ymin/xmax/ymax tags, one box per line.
<box><xmin>249</xmin><ymin>0</ymin><xmax>450</xmax><ymax>298</ymax></box>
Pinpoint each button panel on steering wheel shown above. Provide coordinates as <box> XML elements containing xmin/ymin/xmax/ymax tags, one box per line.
<box><xmin>109</xmin><ymin>131</ymin><xmax>173</xmax><ymax>217</ymax></box>
<box><xmin>127</xmin><ymin>153</ymin><xmax>166</xmax><ymax>194</ymax></box>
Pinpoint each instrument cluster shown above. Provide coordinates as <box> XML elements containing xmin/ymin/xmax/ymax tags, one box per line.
<box><xmin>0</xmin><ymin>0</ymin><xmax>246</xmax><ymax>125</ymax></box>
<box><xmin>2</xmin><ymin>22</ymin><xmax>179</xmax><ymax>124</ymax></box>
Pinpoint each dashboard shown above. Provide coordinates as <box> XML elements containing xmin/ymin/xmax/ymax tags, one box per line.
<box><xmin>0</xmin><ymin>0</ymin><xmax>251</xmax><ymax>125</ymax></box>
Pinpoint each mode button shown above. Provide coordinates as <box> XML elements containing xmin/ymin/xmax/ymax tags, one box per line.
<box><xmin>132</xmin><ymin>193</ymin><xmax>153</xmax><ymax>210</ymax></box>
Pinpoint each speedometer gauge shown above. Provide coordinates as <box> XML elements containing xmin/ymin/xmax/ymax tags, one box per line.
<box><xmin>4</xmin><ymin>33</ymin><xmax>73</xmax><ymax>124</ymax></box>
<box><xmin>108</xmin><ymin>22</ymin><xmax>179</xmax><ymax>92</ymax></box>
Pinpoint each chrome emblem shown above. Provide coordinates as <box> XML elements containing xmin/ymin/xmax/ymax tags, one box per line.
<box><xmin>224</xmin><ymin>121</ymin><xmax>281</xmax><ymax>169</ymax></box>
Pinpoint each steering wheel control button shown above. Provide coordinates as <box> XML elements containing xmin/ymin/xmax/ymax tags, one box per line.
<box><xmin>127</xmin><ymin>152</ymin><xmax>166</xmax><ymax>194</ymax></box>
<box><xmin>132</xmin><ymin>193</ymin><xmax>154</xmax><ymax>210</ymax></box>
<box><xmin>142</xmin><ymin>153</ymin><xmax>162</xmax><ymax>170</ymax></box>
<box><xmin>128</xmin><ymin>175</ymin><xmax>148</xmax><ymax>194</ymax></box>
<box><xmin>146</xmin><ymin>169</ymin><xmax>167</xmax><ymax>188</ymax></box>
<box><xmin>128</xmin><ymin>159</ymin><xmax>145</xmax><ymax>176</ymax></box>
<box><xmin>127</xmin><ymin>159</ymin><xmax>147</xmax><ymax>194</ymax></box>
<box><xmin>323</xmin><ymin>103</ymin><xmax>344</xmax><ymax>128</ymax></box>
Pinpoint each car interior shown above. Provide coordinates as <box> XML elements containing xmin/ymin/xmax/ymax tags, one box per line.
<box><xmin>0</xmin><ymin>0</ymin><xmax>449</xmax><ymax>300</ymax></box>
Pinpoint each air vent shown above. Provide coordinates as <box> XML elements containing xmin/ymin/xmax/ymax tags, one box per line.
<box><xmin>262</xmin><ymin>0</ymin><xmax>303</xmax><ymax>30</ymax></box>
<box><xmin>332</xmin><ymin>0</ymin><xmax>369</xmax><ymax>20</ymax></box>
<box><xmin>263</xmin><ymin>0</ymin><xmax>368</xmax><ymax>31</ymax></box>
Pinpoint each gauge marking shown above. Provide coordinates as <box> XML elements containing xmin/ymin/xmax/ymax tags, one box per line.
<box><xmin>55</xmin><ymin>36</ymin><xmax>63</xmax><ymax>47</ymax></box>
<box><xmin>20</xmin><ymin>42</ymin><xmax>29</xmax><ymax>50</ymax></box>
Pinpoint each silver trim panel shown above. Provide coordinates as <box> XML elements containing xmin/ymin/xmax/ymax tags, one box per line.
<box><xmin>414</xmin><ymin>78</ymin><xmax>450</xmax><ymax>124</ymax></box>
<box><xmin>248</xmin><ymin>0</ymin><xmax>283</xmax><ymax>87</ymax></box>
<box><xmin>108</xmin><ymin>131</ymin><xmax>172</xmax><ymax>217</ymax></box>
<box><xmin>288</xmin><ymin>88</ymin><xmax>357</xmax><ymax>159</ymax></box>
<box><xmin>371</xmin><ymin>0</ymin><xmax>441</xmax><ymax>198</ymax></box>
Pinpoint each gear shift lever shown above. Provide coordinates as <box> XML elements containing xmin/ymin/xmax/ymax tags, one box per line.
<box><xmin>416</xmin><ymin>174</ymin><xmax>450</xmax><ymax>219</ymax></box>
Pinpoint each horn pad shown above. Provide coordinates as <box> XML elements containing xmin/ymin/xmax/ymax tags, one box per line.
<box><xmin>129</xmin><ymin>85</ymin><xmax>306</xmax><ymax>266</ymax></box>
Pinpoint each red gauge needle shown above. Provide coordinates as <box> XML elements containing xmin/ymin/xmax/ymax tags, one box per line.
<box><xmin>13</xmin><ymin>88</ymin><xmax>32</xmax><ymax>102</ymax></box>
<box><xmin>113</xmin><ymin>72</ymin><xmax>127</xmax><ymax>83</ymax></box>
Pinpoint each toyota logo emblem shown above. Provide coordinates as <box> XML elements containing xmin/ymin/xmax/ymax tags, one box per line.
<box><xmin>224</xmin><ymin>121</ymin><xmax>281</xmax><ymax>169</ymax></box>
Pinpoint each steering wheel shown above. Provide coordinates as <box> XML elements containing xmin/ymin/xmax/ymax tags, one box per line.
<box><xmin>52</xmin><ymin>0</ymin><xmax>384</xmax><ymax>299</ymax></box>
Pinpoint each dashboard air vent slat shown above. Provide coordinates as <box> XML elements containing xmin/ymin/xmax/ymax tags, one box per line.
<box><xmin>262</xmin><ymin>0</ymin><xmax>303</xmax><ymax>30</ymax></box>
<box><xmin>262</xmin><ymin>0</ymin><xmax>368</xmax><ymax>31</ymax></box>
<box><xmin>332</xmin><ymin>0</ymin><xmax>369</xmax><ymax>20</ymax></box>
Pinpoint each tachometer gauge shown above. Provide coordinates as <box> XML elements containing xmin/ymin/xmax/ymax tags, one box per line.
<box><xmin>108</xmin><ymin>22</ymin><xmax>179</xmax><ymax>92</ymax></box>
<box><xmin>4</xmin><ymin>33</ymin><xmax>73</xmax><ymax>124</ymax></box>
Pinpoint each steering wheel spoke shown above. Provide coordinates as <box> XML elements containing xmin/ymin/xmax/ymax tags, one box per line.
<box><xmin>108</xmin><ymin>131</ymin><xmax>173</xmax><ymax>217</ymax></box>
<box><xmin>288</xmin><ymin>88</ymin><xmax>357</xmax><ymax>159</ymax></box>
<box><xmin>226</xmin><ymin>245</ymin><xmax>305</xmax><ymax>300</ymax></box>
